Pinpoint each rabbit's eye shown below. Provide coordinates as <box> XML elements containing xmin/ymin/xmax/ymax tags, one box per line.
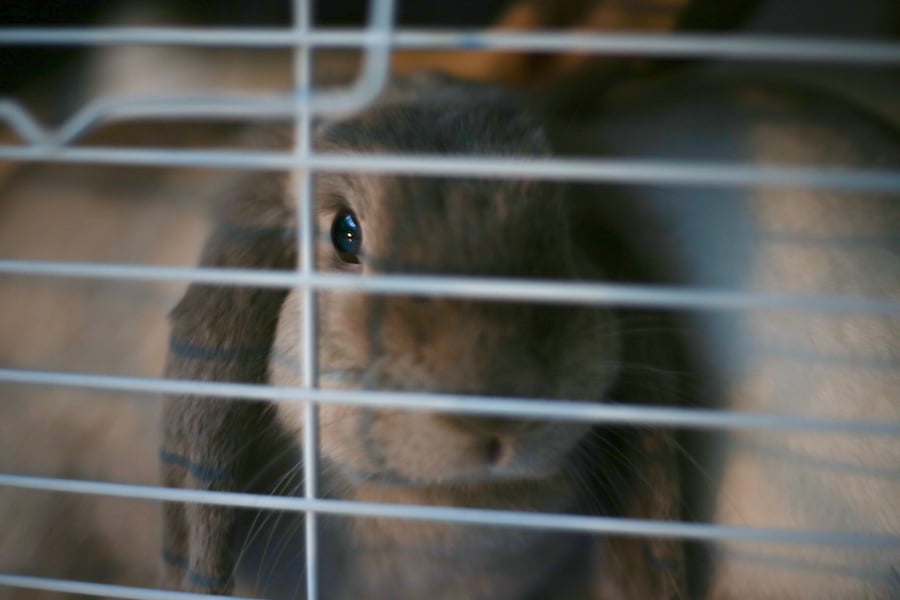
<box><xmin>331</xmin><ymin>210</ymin><xmax>362</xmax><ymax>264</ymax></box>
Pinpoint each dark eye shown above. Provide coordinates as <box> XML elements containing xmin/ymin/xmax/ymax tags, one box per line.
<box><xmin>330</xmin><ymin>210</ymin><xmax>362</xmax><ymax>264</ymax></box>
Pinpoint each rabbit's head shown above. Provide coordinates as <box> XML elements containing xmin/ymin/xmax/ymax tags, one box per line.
<box><xmin>271</xmin><ymin>76</ymin><xmax>621</xmax><ymax>488</ymax></box>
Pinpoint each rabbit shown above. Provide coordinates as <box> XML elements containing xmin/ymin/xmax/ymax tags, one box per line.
<box><xmin>202</xmin><ymin>73</ymin><xmax>688</xmax><ymax>600</ymax></box>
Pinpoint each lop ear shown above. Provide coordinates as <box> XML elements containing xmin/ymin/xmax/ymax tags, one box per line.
<box><xmin>161</xmin><ymin>166</ymin><xmax>297</xmax><ymax>593</ymax></box>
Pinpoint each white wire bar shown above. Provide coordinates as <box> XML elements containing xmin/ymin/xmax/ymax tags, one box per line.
<box><xmin>293</xmin><ymin>0</ymin><xmax>322</xmax><ymax>597</ymax></box>
<box><xmin>1</xmin><ymin>259</ymin><xmax>898</xmax><ymax>314</ymax></box>
<box><xmin>1</xmin><ymin>28</ymin><xmax>899</xmax><ymax>65</ymax></box>
<box><xmin>1</xmin><ymin>368</ymin><xmax>898</xmax><ymax>435</ymax></box>
<box><xmin>0</xmin><ymin>574</ymin><xmax>249</xmax><ymax>600</ymax></box>
<box><xmin>0</xmin><ymin>146</ymin><xmax>897</xmax><ymax>192</ymax></box>
<box><xmin>0</xmin><ymin>473</ymin><xmax>897</xmax><ymax>547</ymax></box>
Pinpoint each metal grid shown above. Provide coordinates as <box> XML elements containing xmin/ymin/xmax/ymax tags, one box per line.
<box><xmin>1</xmin><ymin>0</ymin><xmax>899</xmax><ymax>598</ymax></box>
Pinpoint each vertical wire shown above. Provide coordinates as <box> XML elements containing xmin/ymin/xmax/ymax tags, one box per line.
<box><xmin>293</xmin><ymin>0</ymin><xmax>320</xmax><ymax>599</ymax></box>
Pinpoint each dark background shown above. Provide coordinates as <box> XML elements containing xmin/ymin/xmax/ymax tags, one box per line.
<box><xmin>2</xmin><ymin>0</ymin><xmax>898</xmax><ymax>97</ymax></box>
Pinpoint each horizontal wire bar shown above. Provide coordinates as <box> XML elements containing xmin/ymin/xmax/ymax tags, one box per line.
<box><xmin>1</xmin><ymin>259</ymin><xmax>899</xmax><ymax>314</ymax></box>
<box><xmin>0</xmin><ymin>28</ymin><xmax>898</xmax><ymax>64</ymax></box>
<box><xmin>0</xmin><ymin>146</ymin><xmax>898</xmax><ymax>192</ymax></box>
<box><xmin>1</xmin><ymin>368</ymin><xmax>898</xmax><ymax>435</ymax></box>
<box><xmin>0</xmin><ymin>473</ymin><xmax>897</xmax><ymax>547</ymax></box>
<box><xmin>0</xmin><ymin>574</ymin><xmax>247</xmax><ymax>600</ymax></box>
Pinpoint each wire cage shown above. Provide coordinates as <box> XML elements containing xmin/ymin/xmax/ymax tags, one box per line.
<box><xmin>0</xmin><ymin>0</ymin><xmax>899</xmax><ymax>598</ymax></box>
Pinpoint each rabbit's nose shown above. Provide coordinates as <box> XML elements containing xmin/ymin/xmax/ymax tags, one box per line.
<box><xmin>437</xmin><ymin>415</ymin><xmax>541</xmax><ymax>437</ymax></box>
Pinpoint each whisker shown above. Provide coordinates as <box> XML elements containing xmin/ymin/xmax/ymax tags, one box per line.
<box><xmin>236</xmin><ymin>462</ymin><xmax>303</xmax><ymax>586</ymax></box>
